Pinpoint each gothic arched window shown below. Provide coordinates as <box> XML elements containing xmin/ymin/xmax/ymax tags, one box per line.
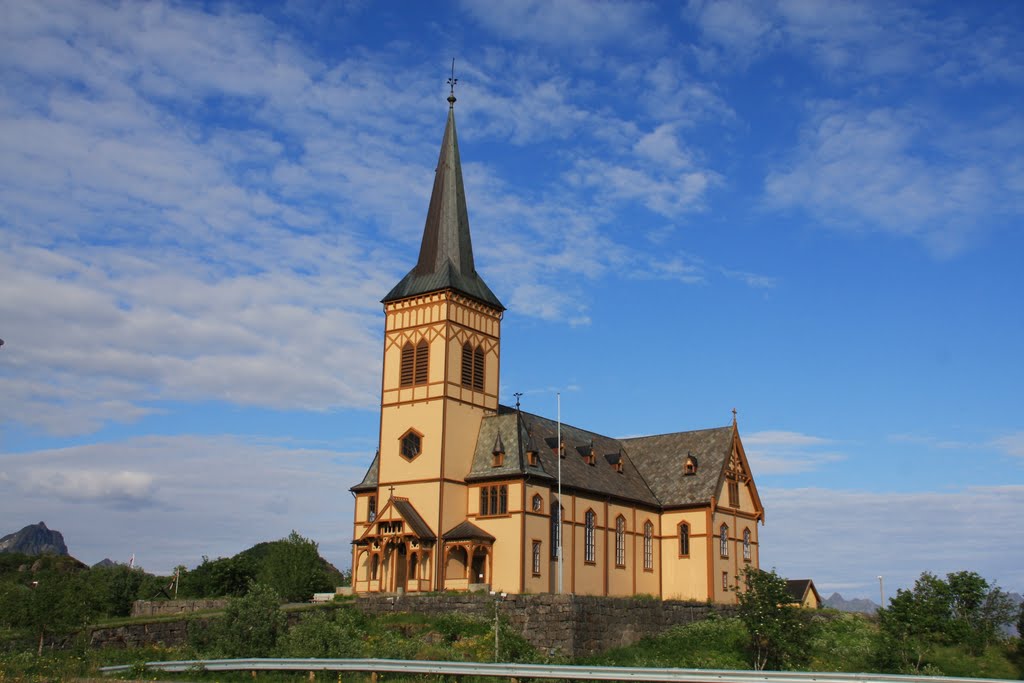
<box><xmin>584</xmin><ymin>510</ymin><xmax>596</xmax><ymax>563</ymax></box>
<box><xmin>643</xmin><ymin>521</ymin><xmax>653</xmax><ymax>570</ymax></box>
<box><xmin>615</xmin><ymin>516</ymin><xmax>626</xmax><ymax>568</ymax></box>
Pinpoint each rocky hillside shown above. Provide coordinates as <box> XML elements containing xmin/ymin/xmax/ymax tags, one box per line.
<box><xmin>0</xmin><ymin>522</ymin><xmax>69</xmax><ymax>556</ymax></box>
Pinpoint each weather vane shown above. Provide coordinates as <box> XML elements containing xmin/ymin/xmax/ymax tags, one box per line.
<box><xmin>447</xmin><ymin>58</ymin><xmax>457</xmax><ymax>105</ymax></box>
<box><xmin>514</xmin><ymin>392</ymin><xmax>523</xmax><ymax>410</ymax></box>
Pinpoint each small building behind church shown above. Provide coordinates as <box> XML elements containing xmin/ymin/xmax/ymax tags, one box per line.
<box><xmin>350</xmin><ymin>90</ymin><xmax>764</xmax><ymax>603</ymax></box>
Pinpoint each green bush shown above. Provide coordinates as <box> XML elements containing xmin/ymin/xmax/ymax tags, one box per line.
<box><xmin>199</xmin><ymin>582</ymin><xmax>286</xmax><ymax>657</ymax></box>
<box><xmin>279</xmin><ymin>608</ymin><xmax>367</xmax><ymax>658</ymax></box>
<box><xmin>806</xmin><ymin>612</ymin><xmax>876</xmax><ymax>672</ymax></box>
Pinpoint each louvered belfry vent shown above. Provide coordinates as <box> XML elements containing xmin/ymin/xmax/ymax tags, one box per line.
<box><xmin>473</xmin><ymin>346</ymin><xmax>484</xmax><ymax>390</ymax></box>
<box><xmin>414</xmin><ymin>340</ymin><xmax>428</xmax><ymax>384</ymax></box>
<box><xmin>400</xmin><ymin>343</ymin><xmax>415</xmax><ymax>386</ymax></box>
<box><xmin>461</xmin><ymin>343</ymin><xmax>473</xmax><ymax>386</ymax></box>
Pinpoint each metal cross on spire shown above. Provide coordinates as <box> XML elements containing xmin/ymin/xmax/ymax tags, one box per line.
<box><xmin>447</xmin><ymin>58</ymin><xmax>457</xmax><ymax>106</ymax></box>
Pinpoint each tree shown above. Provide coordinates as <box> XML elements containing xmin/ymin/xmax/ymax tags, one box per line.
<box><xmin>735</xmin><ymin>566</ymin><xmax>814</xmax><ymax>670</ymax></box>
<box><xmin>210</xmin><ymin>582</ymin><xmax>286</xmax><ymax>657</ymax></box>
<box><xmin>877</xmin><ymin>570</ymin><xmax>1018</xmax><ymax>671</ymax></box>
<box><xmin>0</xmin><ymin>570</ymin><xmax>94</xmax><ymax>655</ymax></box>
<box><xmin>177</xmin><ymin>554</ymin><xmax>255</xmax><ymax>598</ymax></box>
<box><xmin>256</xmin><ymin>531</ymin><xmax>330</xmax><ymax>602</ymax></box>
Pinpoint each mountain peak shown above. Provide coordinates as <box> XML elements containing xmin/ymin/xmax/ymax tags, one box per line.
<box><xmin>0</xmin><ymin>522</ymin><xmax>69</xmax><ymax>556</ymax></box>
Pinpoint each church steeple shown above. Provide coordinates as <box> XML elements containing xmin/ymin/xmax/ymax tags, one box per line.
<box><xmin>383</xmin><ymin>94</ymin><xmax>504</xmax><ymax>310</ymax></box>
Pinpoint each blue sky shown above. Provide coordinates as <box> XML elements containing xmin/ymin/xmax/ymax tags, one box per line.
<box><xmin>1</xmin><ymin>0</ymin><xmax>1022</xmax><ymax>601</ymax></box>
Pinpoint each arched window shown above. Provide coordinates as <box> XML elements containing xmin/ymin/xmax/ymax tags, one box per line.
<box><xmin>499</xmin><ymin>487</ymin><xmax>508</xmax><ymax>514</ymax></box>
<box><xmin>401</xmin><ymin>340</ymin><xmax>429</xmax><ymax>387</ymax></box>
<box><xmin>531</xmin><ymin>541</ymin><xmax>541</xmax><ymax>576</ymax></box>
<box><xmin>550</xmin><ymin>503</ymin><xmax>561</xmax><ymax>559</ymax></box>
<box><xmin>615</xmin><ymin>516</ymin><xmax>626</xmax><ymax>568</ymax></box>
<box><xmin>679</xmin><ymin>523</ymin><xmax>690</xmax><ymax>557</ymax></box>
<box><xmin>480</xmin><ymin>487</ymin><xmax>488</xmax><ymax>515</ymax></box>
<box><xmin>490</xmin><ymin>487</ymin><xmax>498</xmax><ymax>515</ymax></box>
<box><xmin>743</xmin><ymin>528</ymin><xmax>751</xmax><ymax>561</ymax></box>
<box><xmin>584</xmin><ymin>510</ymin><xmax>596</xmax><ymax>563</ymax></box>
<box><xmin>720</xmin><ymin>524</ymin><xmax>729</xmax><ymax>558</ymax></box>
<box><xmin>532</xmin><ymin>494</ymin><xmax>543</xmax><ymax>513</ymax></box>
<box><xmin>643</xmin><ymin>521</ymin><xmax>653</xmax><ymax>571</ymax></box>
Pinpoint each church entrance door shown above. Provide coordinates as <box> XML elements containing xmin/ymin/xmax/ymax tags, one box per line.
<box><xmin>394</xmin><ymin>544</ymin><xmax>408</xmax><ymax>592</ymax></box>
<box><xmin>470</xmin><ymin>548</ymin><xmax>488</xmax><ymax>585</ymax></box>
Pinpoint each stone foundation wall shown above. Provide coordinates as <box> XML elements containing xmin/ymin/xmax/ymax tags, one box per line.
<box><xmin>130</xmin><ymin>599</ymin><xmax>229</xmax><ymax>617</ymax></box>
<box><xmin>83</xmin><ymin>594</ymin><xmax>737</xmax><ymax>657</ymax></box>
<box><xmin>89</xmin><ymin>619</ymin><xmax>205</xmax><ymax>649</ymax></box>
<box><xmin>354</xmin><ymin>593</ymin><xmax>738</xmax><ymax>658</ymax></box>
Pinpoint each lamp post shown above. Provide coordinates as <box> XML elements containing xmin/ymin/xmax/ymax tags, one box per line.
<box><xmin>877</xmin><ymin>575</ymin><xmax>884</xmax><ymax>608</ymax></box>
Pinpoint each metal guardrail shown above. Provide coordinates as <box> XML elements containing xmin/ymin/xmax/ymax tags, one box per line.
<box><xmin>98</xmin><ymin>657</ymin><xmax>1023</xmax><ymax>683</ymax></box>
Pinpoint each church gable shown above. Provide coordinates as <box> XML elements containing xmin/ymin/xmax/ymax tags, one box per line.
<box><xmin>356</xmin><ymin>496</ymin><xmax>434</xmax><ymax>544</ymax></box>
<box><xmin>717</xmin><ymin>429</ymin><xmax>764</xmax><ymax>518</ymax></box>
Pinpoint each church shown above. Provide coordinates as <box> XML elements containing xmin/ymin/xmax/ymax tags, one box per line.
<box><xmin>350</xmin><ymin>89</ymin><xmax>764</xmax><ymax>603</ymax></box>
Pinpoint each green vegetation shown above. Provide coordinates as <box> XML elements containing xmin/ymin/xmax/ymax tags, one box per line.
<box><xmin>0</xmin><ymin>562</ymin><xmax>1020</xmax><ymax>681</ymax></box>
<box><xmin>176</xmin><ymin>530</ymin><xmax>344</xmax><ymax>600</ymax></box>
<box><xmin>735</xmin><ymin>566</ymin><xmax>814</xmax><ymax>670</ymax></box>
<box><xmin>875</xmin><ymin>570</ymin><xmax>1018</xmax><ymax>672</ymax></box>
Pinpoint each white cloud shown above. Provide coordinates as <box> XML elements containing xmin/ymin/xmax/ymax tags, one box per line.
<box><xmin>460</xmin><ymin>0</ymin><xmax>660</xmax><ymax>49</ymax></box>
<box><xmin>0</xmin><ymin>435</ymin><xmax>370</xmax><ymax>573</ymax></box>
<box><xmin>991</xmin><ymin>432</ymin><xmax>1024</xmax><ymax>458</ymax></box>
<box><xmin>744</xmin><ymin>430</ymin><xmax>843</xmax><ymax>475</ymax></box>
<box><xmin>687</xmin><ymin>0</ymin><xmax>1024</xmax><ymax>85</ymax></box>
<box><xmin>760</xmin><ymin>485</ymin><xmax>1024</xmax><ymax>599</ymax></box>
<box><xmin>764</xmin><ymin>105</ymin><xmax>1021</xmax><ymax>256</ymax></box>
<box><xmin>20</xmin><ymin>470</ymin><xmax>155</xmax><ymax>503</ymax></box>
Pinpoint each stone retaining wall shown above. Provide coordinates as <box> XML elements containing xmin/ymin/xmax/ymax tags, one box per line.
<box><xmin>85</xmin><ymin>594</ymin><xmax>738</xmax><ymax>657</ymax></box>
<box><xmin>354</xmin><ymin>593</ymin><xmax>738</xmax><ymax>658</ymax></box>
<box><xmin>130</xmin><ymin>599</ymin><xmax>229</xmax><ymax>617</ymax></box>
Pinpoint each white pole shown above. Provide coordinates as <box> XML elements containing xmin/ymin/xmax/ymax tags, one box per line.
<box><xmin>557</xmin><ymin>392</ymin><xmax>563</xmax><ymax>595</ymax></box>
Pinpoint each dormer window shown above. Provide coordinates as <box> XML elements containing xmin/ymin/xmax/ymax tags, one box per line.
<box><xmin>491</xmin><ymin>434</ymin><xmax>505</xmax><ymax>468</ymax></box>
<box><xmin>546</xmin><ymin>436</ymin><xmax>565</xmax><ymax>458</ymax></box>
<box><xmin>527</xmin><ymin>449</ymin><xmax>538</xmax><ymax>466</ymax></box>
<box><xmin>684</xmin><ymin>454</ymin><xmax>698</xmax><ymax>475</ymax></box>
<box><xmin>610</xmin><ymin>452</ymin><xmax>624</xmax><ymax>473</ymax></box>
<box><xmin>578</xmin><ymin>441</ymin><xmax>596</xmax><ymax>466</ymax></box>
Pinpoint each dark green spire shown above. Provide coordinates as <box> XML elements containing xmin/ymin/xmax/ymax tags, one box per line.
<box><xmin>383</xmin><ymin>98</ymin><xmax>504</xmax><ymax>310</ymax></box>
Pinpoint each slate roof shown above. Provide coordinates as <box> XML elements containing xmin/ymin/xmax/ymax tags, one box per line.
<box><xmin>442</xmin><ymin>520</ymin><xmax>496</xmax><ymax>542</ymax></box>
<box><xmin>622</xmin><ymin>427</ymin><xmax>735</xmax><ymax>508</ymax></box>
<box><xmin>392</xmin><ymin>498</ymin><xmax>434</xmax><ymax>539</ymax></box>
<box><xmin>382</xmin><ymin>101</ymin><xmax>504</xmax><ymax>311</ymax></box>
<box><xmin>350</xmin><ymin>451</ymin><xmax>379</xmax><ymax>492</ymax></box>
<box><xmin>466</xmin><ymin>406</ymin><xmax>738</xmax><ymax>509</ymax></box>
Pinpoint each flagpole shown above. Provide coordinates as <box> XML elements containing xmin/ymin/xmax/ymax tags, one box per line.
<box><xmin>557</xmin><ymin>392</ymin><xmax>563</xmax><ymax>595</ymax></box>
